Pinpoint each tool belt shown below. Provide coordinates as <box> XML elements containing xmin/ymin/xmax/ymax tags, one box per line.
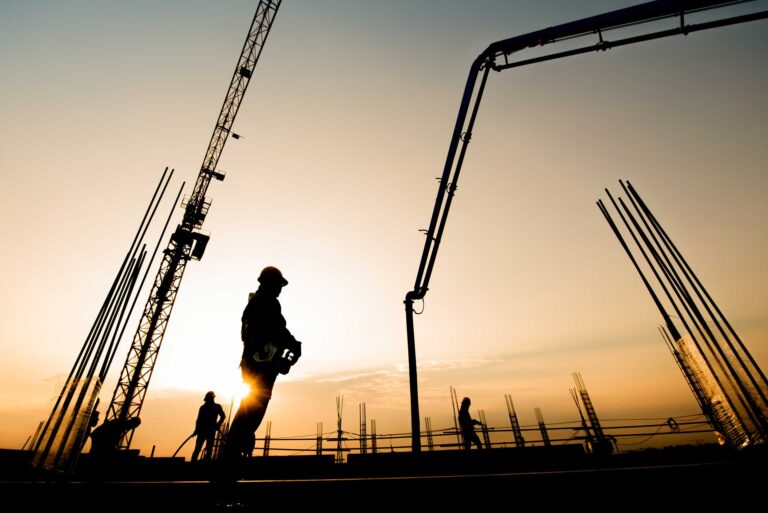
<box><xmin>249</xmin><ymin>339</ymin><xmax>301</xmax><ymax>375</ymax></box>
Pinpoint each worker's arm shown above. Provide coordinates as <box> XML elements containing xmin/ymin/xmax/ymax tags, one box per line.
<box><xmin>266</xmin><ymin>297</ymin><xmax>302</xmax><ymax>363</ymax></box>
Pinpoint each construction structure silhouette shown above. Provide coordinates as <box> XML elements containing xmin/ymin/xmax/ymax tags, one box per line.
<box><xmin>104</xmin><ymin>0</ymin><xmax>283</xmax><ymax>450</ymax></box>
<box><xmin>403</xmin><ymin>0</ymin><xmax>768</xmax><ymax>451</ymax></box>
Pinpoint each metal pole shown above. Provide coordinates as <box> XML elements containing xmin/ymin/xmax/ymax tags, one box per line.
<box><xmin>598</xmin><ymin>196</ymin><xmax>753</xmax><ymax>436</ymax></box>
<box><xmin>570</xmin><ymin>387</ymin><xmax>593</xmax><ymax>452</ymax></box>
<box><xmin>51</xmin><ymin>255</ymin><xmax>142</xmax><ymax>467</ymax></box>
<box><xmin>622</xmin><ymin>186</ymin><xmax>768</xmax><ymax>433</ymax></box>
<box><xmin>597</xmin><ymin>199</ymin><xmax>680</xmax><ymax>340</ymax></box>
<box><xmin>659</xmin><ymin>326</ymin><xmax>722</xmax><ymax>433</ymax></box>
<box><xmin>101</xmin><ymin>181</ymin><xmax>185</xmax><ymax>378</ymax></box>
<box><xmin>37</xmin><ymin>253</ymin><xmax>137</xmax><ymax>466</ymax></box>
<box><xmin>33</xmin><ymin>168</ymin><xmax>169</xmax><ymax>463</ymax></box>
<box><xmin>626</xmin><ymin>181</ymin><xmax>768</xmax><ymax>415</ymax></box>
<box><xmin>615</xmin><ymin>195</ymin><xmax>762</xmax><ymax>433</ymax></box>
<box><xmin>628</xmin><ymin>180</ymin><xmax>768</xmax><ymax>388</ymax></box>
<box><xmin>32</xmin><ymin>280</ymin><xmax>114</xmax><ymax>457</ymax></box>
<box><xmin>405</xmin><ymin>296</ymin><xmax>420</xmax><ymax>452</ymax></box>
<box><xmin>452</xmin><ymin>387</ymin><xmax>462</xmax><ymax>446</ymax></box>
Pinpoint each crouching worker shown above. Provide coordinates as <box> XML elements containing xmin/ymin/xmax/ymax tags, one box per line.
<box><xmin>221</xmin><ymin>266</ymin><xmax>302</xmax><ymax>461</ymax></box>
<box><xmin>89</xmin><ymin>416</ymin><xmax>141</xmax><ymax>463</ymax></box>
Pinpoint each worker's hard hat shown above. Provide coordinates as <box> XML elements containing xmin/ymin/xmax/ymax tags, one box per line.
<box><xmin>462</xmin><ymin>397</ymin><xmax>470</xmax><ymax>405</ymax></box>
<box><xmin>258</xmin><ymin>266</ymin><xmax>288</xmax><ymax>286</ymax></box>
<box><xmin>205</xmin><ymin>391</ymin><xmax>215</xmax><ymax>401</ymax></box>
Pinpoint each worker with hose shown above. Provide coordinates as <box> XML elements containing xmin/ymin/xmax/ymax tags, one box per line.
<box><xmin>191</xmin><ymin>391</ymin><xmax>225</xmax><ymax>462</ymax></box>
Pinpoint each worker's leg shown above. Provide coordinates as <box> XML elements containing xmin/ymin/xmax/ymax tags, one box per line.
<box><xmin>471</xmin><ymin>432</ymin><xmax>483</xmax><ymax>449</ymax></box>
<box><xmin>227</xmin><ymin>388</ymin><xmax>270</xmax><ymax>456</ymax></box>
<box><xmin>223</xmin><ymin>364</ymin><xmax>277</xmax><ymax>459</ymax></box>
<box><xmin>191</xmin><ymin>435</ymin><xmax>205</xmax><ymax>462</ymax></box>
<box><xmin>203</xmin><ymin>433</ymin><xmax>216</xmax><ymax>461</ymax></box>
<box><xmin>461</xmin><ymin>431</ymin><xmax>472</xmax><ymax>450</ymax></box>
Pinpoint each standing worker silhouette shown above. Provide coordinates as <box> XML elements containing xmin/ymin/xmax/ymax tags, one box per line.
<box><xmin>458</xmin><ymin>397</ymin><xmax>483</xmax><ymax>450</ymax></box>
<box><xmin>191</xmin><ymin>391</ymin><xmax>225</xmax><ymax>462</ymax></box>
<box><xmin>222</xmin><ymin>266</ymin><xmax>302</xmax><ymax>461</ymax></box>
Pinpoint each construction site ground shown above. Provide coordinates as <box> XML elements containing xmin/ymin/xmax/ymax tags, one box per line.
<box><xmin>1</xmin><ymin>444</ymin><xmax>763</xmax><ymax>510</ymax></box>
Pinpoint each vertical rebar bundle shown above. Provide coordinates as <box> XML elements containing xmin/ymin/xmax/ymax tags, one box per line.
<box><xmin>661</xmin><ymin>328</ymin><xmax>748</xmax><ymax>446</ymax></box>
<box><xmin>478</xmin><ymin>410</ymin><xmax>491</xmax><ymax>449</ymax></box>
<box><xmin>598</xmin><ymin>180</ymin><xmax>767</xmax><ymax>446</ymax></box>
<box><xmin>371</xmin><ymin>420</ymin><xmax>377</xmax><ymax>455</ymax></box>
<box><xmin>504</xmin><ymin>394</ymin><xmax>526</xmax><ymax>448</ymax></box>
<box><xmin>425</xmin><ymin>417</ymin><xmax>434</xmax><ymax>451</ymax></box>
<box><xmin>32</xmin><ymin>170</ymin><xmax>183</xmax><ymax>470</ymax></box>
<box><xmin>212</xmin><ymin>400</ymin><xmax>233</xmax><ymax>461</ymax></box>
<box><xmin>26</xmin><ymin>421</ymin><xmax>44</xmax><ymax>451</ymax></box>
<box><xmin>572</xmin><ymin>372</ymin><xmax>613</xmax><ymax>455</ymax></box>
<box><xmin>359</xmin><ymin>403</ymin><xmax>367</xmax><ymax>455</ymax></box>
<box><xmin>262</xmin><ymin>421</ymin><xmax>272</xmax><ymax>457</ymax></box>
<box><xmin>336</xmin><ymin>395</ymin><xmax>344</xmax><ymax>463</ymax></box>
<box><xmin>450</xmin><ymin>386</ymin><xmax>462</xmax><ymax>446</ymax></box>
<box><xmin>316</xmin><ymin>422</ymin><xmax>323</xmax><ymax>457</ymax></box>
<box><xmin>534</xmin><ymin>408</ymin><xmax>551</xmax><ymax>447</ymax></box>
<box><xmin>570</xmin><ymin>388</ymin><xmax>594</xmax><ymax>453</ymax></box>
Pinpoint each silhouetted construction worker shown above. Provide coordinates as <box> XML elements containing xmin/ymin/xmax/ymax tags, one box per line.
<box><xmin>89</xmin><ymin>417</ymin><xmax>141</xmax><ymax>461</ymax></box>
<box><xmin>222</xmin><ymin>266</ymin><xmax>302</xmax><ymax>461</ymax></box>
<box><xmin>86</xmin><ymin>408</ymin><xmax>100</xmax><ymax>441</ymax></box>
<box><xmin>458</xmin><ymin>397</ymin><xmax>483</xmax><ymax>450</ymax></box>
<box><xmin>192</xmin><ymin>391</ymin><xmax>225</xmax><ymax>462</ymax></box>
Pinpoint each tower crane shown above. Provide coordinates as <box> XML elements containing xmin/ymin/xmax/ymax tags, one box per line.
<box><xmin>403</xmin><ymin>0</ymin><xmax>768</xmax><ymax>451</ymax></box>
<box><xmin>104</xmin><ymin>0</ymin><xmax>283</xmax><ymax>448</ymax></box>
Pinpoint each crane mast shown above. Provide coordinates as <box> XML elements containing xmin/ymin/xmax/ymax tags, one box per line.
<box><xmin>105</xmin><ymin>0</ymin><xmax>283</xmax><ymax>448</ymax></box>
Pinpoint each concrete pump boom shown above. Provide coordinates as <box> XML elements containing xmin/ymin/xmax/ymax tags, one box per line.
<box><xmin>404</xmin><ymin>0</ymin><xmax>768</xmax><ymax>452</ymax></box>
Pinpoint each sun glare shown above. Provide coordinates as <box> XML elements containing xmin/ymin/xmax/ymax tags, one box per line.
<box><xmin>158</xmin><ymin>361</ymin><xmax>250</xmax><ymax>413</ymax></box>
<box><xmin>232</xmin><ymin>381</ymin><xmax>251</xmax><ymax>407</ymax></box>
<box><xmin>208</xmin><ymin>375</ymin><xmax>251</xmax><ymax>413</ymax></box>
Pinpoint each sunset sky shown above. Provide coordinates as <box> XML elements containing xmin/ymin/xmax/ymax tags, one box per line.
<box><xmin>1</xmin><ymin>1</ymin><xmax>767</xmax><ymax>456</ymax></box>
